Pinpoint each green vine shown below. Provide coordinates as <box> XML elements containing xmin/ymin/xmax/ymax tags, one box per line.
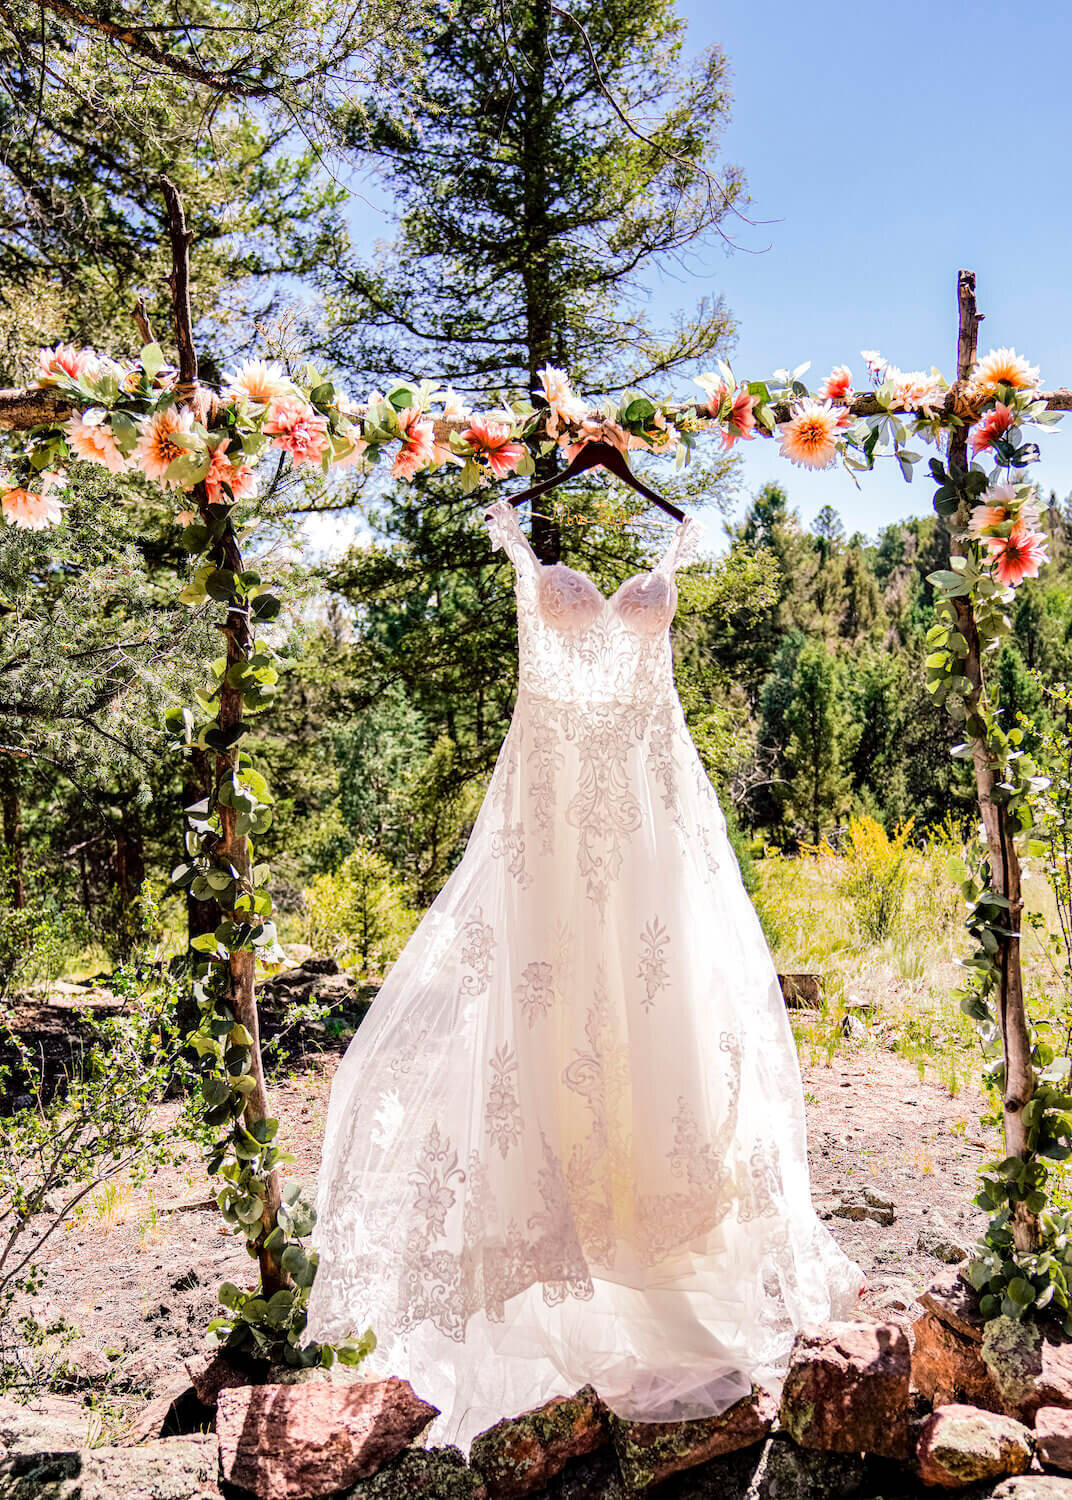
<box><xmin>924</xmin><ymin>386</ymin><xmax>1072</xmax><ymax>1328</ymax></box>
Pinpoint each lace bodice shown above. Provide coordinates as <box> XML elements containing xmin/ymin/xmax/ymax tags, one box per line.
<box><xmin>483</xmin><ymin>499</ymin><xmax>701</xmax><ymax>708</ymax></box>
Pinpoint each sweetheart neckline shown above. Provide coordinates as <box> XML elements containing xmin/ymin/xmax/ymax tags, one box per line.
<box><xmin>539</xmin><ymin>559</ymin><xmax>674</xmax><ymax>608</ymax></box>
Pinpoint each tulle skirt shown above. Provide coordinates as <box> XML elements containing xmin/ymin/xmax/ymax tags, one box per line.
<box><xmin>304</xmin><ymin>690</ymin><xmax>865</xmax><ymax>1449</ymax></box>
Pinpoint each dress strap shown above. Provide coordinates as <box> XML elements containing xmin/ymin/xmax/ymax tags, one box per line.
<box><xmin>653</xmin><ymin>515</ymin><xmax>703</xmax><ymax>577</ymax></box>
<box><xmin>484</xmin><ymin>499</ymin><xmax>540</xmax><ymax>579</ymax></box>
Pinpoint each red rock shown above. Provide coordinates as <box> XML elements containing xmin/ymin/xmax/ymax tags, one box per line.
<box><xmin>216</xmin><ymin>1377</ymin><xmax>438</xmax><ymax>1499</ymax></box>
<box><xmin>980</xmin><ymin>1319</ymin><xmax>1072</xmax><ymax>1423</ymax></box>
<box><xmin>610</xmin><ymin>1384</ymin><xmax>777</xmax><ymax>1491</ymax></box>
<box><xmin>1036</xmin><ymin>1407</ymin><xmax>1072</xmax><ymax>1473</ymax></box>
<box><xmin>118</xmin><ymin>1371</ymin><xmax>196</xmax><ymax>1446</ymax></box>
<box><xmin>912</xmin><ymin>1310</ymin><xmax>1005</xmax><ymax>1413</ymax></box>
<box><xmin>919</xmin><ymin>1266</ymin><xmax>988</xmax><ymax>1342</ymax></box>
<box><xmin>915</xmin><ymin>1403</ymin><xmax>1033</xmax><ymax>1489</ymax></box>
<box><xmin>778</xmin><ymin>1321</ymin><xmax>911</xmax><ymax>1459</ymax></box>
<box><xmin>185</xmin><ymin>1350</ymin><xmax>253</xmax><ymax>1408</ymax></box>
<box><xmin>470</xmin><ymin>1387</ymin><xmax>609</xmax><ymax>1498</ymax></box>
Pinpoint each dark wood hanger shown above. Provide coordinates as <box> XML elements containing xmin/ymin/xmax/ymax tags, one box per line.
<box><xmin>505</xmin><ymin>439</ymin><xmax>685</xmax><ymax>523</ymax></box>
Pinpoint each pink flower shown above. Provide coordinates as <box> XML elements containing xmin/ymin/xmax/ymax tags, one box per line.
<box><xmin>204</xmin><ymin>440</ymin><xmax>258</xmax><ymax>505</ymax></box>
<box><xmin>985</xmin><ymin>519</ymin><xmax>1049</xmax><ymax>586</ymax></box>
<box><xmin>463</xmin><ymin>415</ymin><xmax>526</xmax><ymax>477</ymax></box>
<box><xmin>263</xmin><ymin>396</ymin><xmax>329</xmax><ymax>466</ymax></box>
<box><xmin>2</xmin><ymin>475</ymin><xmax>64</xmax><ymax>530</ymax></box>
<box><xmin>134</xmin><ymin>407</ymin><xmax>197</xmax><ymax>487</ymax></box>
<box><xmin>721</xmin><ymin>387</ymin><xmax>759</xmax><ymax>447</ymax></box>
<box><xmin>886</xmin><ymin>366</ymin><xmax>944</xmax><ymax>414</ymax></box>
<box><xmin>776</xmin><ymin>401</ymin><xmax>843</xmax><ymax>470</ymax></box>
<box><xmin>819</xmin><ymin>365</ymin><xmax>853</xmax><ymax>402</ymax></box>
<box><xmin>66</xmin><ymin>412</ymin><xmax>129</xmax><ymax>474</ymax></box>
<box><xmin>970</xmin><ymin>403</ymin><xmax>1015</xmax><ymax>455</ymax></box>
<box><xmin>223</xmin><ymin>359</ymin><xmax>291</xmax><ymax>406</ymax></box>
<box><xmin>34</xmin><ymin>343</ymin><xmax>96</xmax><ymax>386</ymax></box>
<box><xmin>697</xmin><ymin>373</ymin><xmax>758</xmax><ymax>447</ymax></box>
<box><xmin>392</xmin><ymin>406</ymin><xmax>436</xmax><ymax>479</ymax></box>
<box><xmin>536</xmin><ymin>365</ymin><xmax>588</xmax><ymax>439</ymax></box>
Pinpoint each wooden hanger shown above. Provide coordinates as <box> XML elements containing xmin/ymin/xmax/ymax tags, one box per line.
<box><xmin>505</xmin><ymin>439</ymin><xmax>685</xmax><ymax>523</ymax></box>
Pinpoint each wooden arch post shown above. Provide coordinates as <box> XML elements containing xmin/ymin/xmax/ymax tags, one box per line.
<box><xmin>947</xmin><ymin>269</ymin><xmax>1037</xmax><ymax>1253</ymax></box>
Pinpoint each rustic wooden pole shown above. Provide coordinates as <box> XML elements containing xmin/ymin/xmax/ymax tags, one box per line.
<box><xmin>160</xmin><ymin>179</ymin><xmax>285</xmax><ymax>1294</ymax></box>
<box><xmin>947</xmin><ymin>269</ymin><xmax>1038</xmax><ymax>1253</ymax></box>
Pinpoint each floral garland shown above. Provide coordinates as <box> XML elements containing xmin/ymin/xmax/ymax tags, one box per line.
<box><xmin>0</xmin><ymin>341</ymin><xmax>1054</xmax><ymax>592</ymax></box>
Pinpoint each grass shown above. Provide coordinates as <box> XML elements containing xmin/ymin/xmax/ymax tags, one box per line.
<box><xmin>756</xmin><ymin>829</ymin><xmax>1071</xmax><ymax>1101</ymax></box>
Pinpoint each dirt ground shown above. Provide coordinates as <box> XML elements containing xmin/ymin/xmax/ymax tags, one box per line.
<box><xmin>8</xmin><ymin>1002</ymin><xmax>1001</xmax><ymax>1432</ymax></box>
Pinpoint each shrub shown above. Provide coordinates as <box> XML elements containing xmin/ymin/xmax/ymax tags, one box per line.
<box><xmin>839</xmin><ymin>814</ymin><xmax>914</xmax><ymax>942</ymax></box>
<box><xmin>304</xmin><ymin>847</ymin><xmax>417</xmax><ymax>976</ymax></box>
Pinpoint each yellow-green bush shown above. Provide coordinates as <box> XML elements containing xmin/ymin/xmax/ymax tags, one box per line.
<box><xmin>839</xmin><ymin>814</ymin><xmax>914</xmax><ymax>942</ymax></box>
<box><xmin>303</xmin><ymin>847</ymin><xmax>418</xmax><ymax>976</ymax></box>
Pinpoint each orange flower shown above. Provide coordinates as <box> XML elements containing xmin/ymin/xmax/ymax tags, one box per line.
<box><xmin>224</xmin><ymin>359</ymin><xmax>291</xmax><ymax>405</ymax></box>
<box><xmin>970</xmin><ymin>347</ymin><xmax>1040</xmax><ymax>397</ymax></box>
<box><xmin>67</xmin><ymin>413</ymin><xmax>129</xmax><ymax>474</ymax></box>
<box><xmin>985</xmin><ymin>519</ymin><xmax>1049</xmax><ymax>587</ymax></box>
<box><xmin>776</xmin><ymin>401</ymin><xmax>842</xmax><ymax>470</ymax></box>
<box><xmin>970</xmin><ymin>403</ymin><xmax>1015</xmax><ymax>455</ymax></box>
<box><xmin>2</xmin><ymin>475</ymin><xmax>64</xmax><ymax>530</ymax></box>
<box><xmin>134</xmin><ymin>407</ymin><xmax>196</xmax><ymax>487</ymax></box>
<box><xmin>463</xmin><ymin>415</ymin><xmax>527</xmax><ymax>477</ymax></box>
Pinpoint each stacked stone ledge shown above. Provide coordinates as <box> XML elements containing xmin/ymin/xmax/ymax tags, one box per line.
<box><xmin>13</xmin><ymin>1284</ymin><xmax>1072</xmax><ymax>1496</ymax></box>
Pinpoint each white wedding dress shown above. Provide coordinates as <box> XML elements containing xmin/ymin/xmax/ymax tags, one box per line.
<box><xmin>305</xmin><ymin>500</ymin><xmax>865</xmax><ymax>1449</ymax></box>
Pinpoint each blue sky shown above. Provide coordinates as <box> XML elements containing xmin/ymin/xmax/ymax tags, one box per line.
<box><xmin>659</xmin><ymin>0</ymin><xmax>1072</xmax><ymax>538</ymax></box>
<box><xmin>329</xmin><ymin>1</ymin><xmax>1071</xmax><ymax>553</ymax></box>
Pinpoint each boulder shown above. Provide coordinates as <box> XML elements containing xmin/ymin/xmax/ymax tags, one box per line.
<box><xmin>986</xmin><ymin>1479</ymin><xmax>1072</xmax><ymax>1498</ymax></box>
<box><xmin>915</xmin><ymin>1404</ymin><xmax>1033</xmax><ymax>1490</ymax></box>
<box><xmin>216</xmin><ymin>1377</ymin><xmax>438</xmax><ymax>1499</ymax></box>
<box><xmin>919</xmin><ymin>1265</ymin><xmax>989</xmax><ymax>1342</ymax></box>
<box><xmin>912</xmin><ymin>1310</ymin><xmax>1005</xmax><ymax>1413</ymax></box>
<box><xmin>778</xmin><ymin>1321</ymin><xmax>911</xmax><ymax>1459</ymax></box>
<box><xmin>610</xmin><ymin>1384</ymin><xmax>776</xmax><ymax>1491</ymax></box>
<box><xmin>1036</xmin><ymin>1408</ymin><xmax>1072</xmax><ymax>1474</ymax></box>
<box><xmin>0</xmin><ymin>1396</ymin><xmax>91</xmax><ymax>1456</ymax></box>
<box><xmin>981</xmin><ymin>1316</ymin><xmax>1072</xmax><ymax>1423</ymax></box>
<box><xmin>117</xmin><ymin>1371</ymin><xmax>200</xmax><ymax>1446</ymax></box>
<box><xmin>470</xmin><ymin>1386</ymin><xmax>609</xmax><ymax>1498</ymax></box>
<box><xmin>184</xmin><ymin>1350</ymin><xmax>253</xmax><ymax>1408</ymax></box>
<box><xmin>0</xmin><ymin>1432</ymin><xmax>221</xmax><ymax>1499</ymax></box>
<box><xmin>343</xmin><ymin>1446</ymin><xmax>487</xmax><ymax>1498</ymax></box>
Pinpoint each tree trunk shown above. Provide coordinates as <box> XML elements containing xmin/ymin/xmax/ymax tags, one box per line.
<box><xmin>519</xmin><ymin>0</ymin><xmax>562</xmax><ymax>567</ymax></box>
<box><xmin>183</xmin><ymin>747</ymin><xmax>218</xmax><ymax>943</ymax></box>
<box><xmin>162</xmin><ymin>178</ymin><xmax>285</xmax><ymax>1294</ymax></box>
<box><xmin>1</xmin><ymin>781</ymin><xmax>24</xmax><ymax>910</ymax></box>
<box><xmin>947</xmin><ymin>269</ymin><xmax>1037</xmax><ymax>1253</ymax></box>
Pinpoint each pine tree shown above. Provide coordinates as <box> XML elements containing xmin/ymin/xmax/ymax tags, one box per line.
<box><xmin>782</xmin><ymin>642</ymin><xmax>854</xmax><ymax>846</ymax></box>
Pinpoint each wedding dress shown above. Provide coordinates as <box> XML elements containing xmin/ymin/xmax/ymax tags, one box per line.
<box><xmin>305</xmin><ymin>499</ymin><xmax>865</xmax><ymax>1450</ymax></box>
